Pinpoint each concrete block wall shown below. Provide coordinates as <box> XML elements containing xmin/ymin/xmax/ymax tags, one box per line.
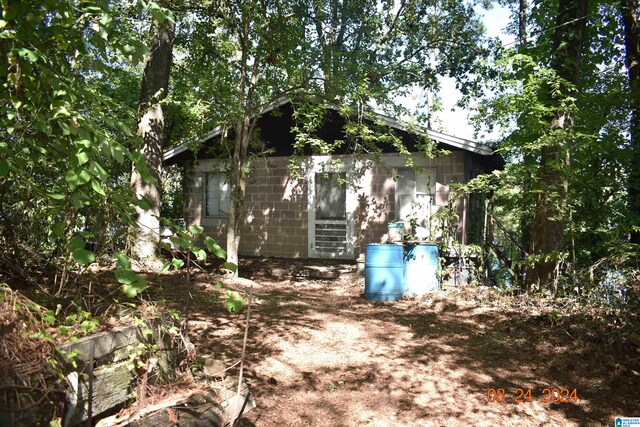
<box><xmin>184</xmin><ymin>150</ymin><xmax>470</xmax><ymax>259</ymax></box>
<box><xmin>241</xmin><ymin>157</ymin><xmax>308</xmax><ymax>257</ymax></box>
<box><xmin>351</xmin><ymin>151</ymin><xmax>467</xmax><ymax>255</ymax></box>
<box><xmin>434</xmin><ymin>151</ymin><xmax>465</xmax><ymax>205</ymax></box>
<box><xmin>352</xmin><ymin>159</ymin><xmax>395</xmax><ymax>255</ymax></box>
<box><xmin>185</xmin><ymin>157</ymin><xmax>308</xmax><ymax>258</ymax></box>
<box><xmin>434</xmin><ymin>150</ymin><xmax>467</xmax><ymax>244</ymax></box>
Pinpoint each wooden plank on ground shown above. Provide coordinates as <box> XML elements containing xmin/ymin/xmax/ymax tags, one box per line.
<box><xmin>60</xmin><ymin>320</ymin><xmax>178</xmax><ymax>426</ymax></box>
<box><xmin>95</xmin><ymin>378</ymin><xmax>255</xmax><ymax>427</ymax></box>
<box><xmin>58</xmin><ymin>321</ymin><xmax>172</xmax><ymax>368</ymax></box>
<box><xmin>65</xmin><ymin>360</ymin><xmax>134</xmax><ymax>426</ymax></box>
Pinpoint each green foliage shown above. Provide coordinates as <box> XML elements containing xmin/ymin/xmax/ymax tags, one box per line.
<box><xmin>581</xmin><ymin>248</ymin><xmax>639</xmax><ymax>320</ymax></box>
<box><xmin>71</xmin><ymin>249</ymin><xmax>96</xmax><ymax>266</ymax></box>
<box><xmin>224</xmin><ymin>290</ymin><xmax>244</xmax><ymax>313</ymax></box>
<box><xmin>158</xmin><ymin>221</ymin><xmax>246</xmax><ymax>313</ymax></box>
<box><xmin>115</xmin><ymin>252</ymin><xmax>132</xmax><ymax>269</ymax></box>
<box><xmin>0</xmin><ymin>0</ymin><xmax>171</xmax><ymax>296</ymax></box>
<box><xmin>127</xmin><ymin>341</ymin><xmax>158</xmax><ymax>371</ymax></box>
<box><xmin>160</xmin><ymin>164</ymin><xmax>185</xmax><ymax>220</ymax></box>
<box><xmin>223</xmin><ymin>261</ymin><xmax>238</xmax><ymax>274</ymax></box>
<box><xmin>467</xmin><ymin>1</ymin><xmax>637</xmax><ymax>294</ymax></box>
<box><xmin>115</xmin><ymin>268</ymin><xmax>149</xmax><ymax>298</ymax></box>
<box><xmin>169</xmin><ymin>0</ymin><xmax>490</xmax><ymax>265</ymax></box>
<box><xmin>56</xmin><ymin>305</ymin><xmax>100</xmax><ymax>337</ymax></box>
<box><xmin>204</xmin><ymin>236</ymin><xmax>227</xmax><ymax>259</ymax></box>
<box><xmin>272</xmin><ymin>0</ymin><xmax>488</xmax><ymax>162</ymax></box>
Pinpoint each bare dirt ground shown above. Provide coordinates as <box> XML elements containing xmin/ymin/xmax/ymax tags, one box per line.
<box><xmin>154</xmin><ymin>258</ymin><xmax>638</xmax><ymax>427</ymax></box>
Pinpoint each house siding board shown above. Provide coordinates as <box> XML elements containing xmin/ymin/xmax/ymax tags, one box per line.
<box><xmin>183</xmin><ymin>151</ymin><xmax>486</xmax><ymax>259</ymax></box>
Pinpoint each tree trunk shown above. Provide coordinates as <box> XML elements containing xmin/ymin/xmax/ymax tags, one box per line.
<box><xmin>519</xmin><ymin>0</ymin><xmax>528</xmax><ymax>49</ymax></box>
<box><xmin>226</xmin><ymin>120</ymin><xmax>251</xmax><ymax>273</ymax></box>
<box><xmin>526</xmin><ymin>0</ymin><xmax>588</xmax><ymax>292</ymax></box>
<box><xmin>520</xmin><ymin>152</ymin><xmax>534</xmax><ymax>289</ymax></box>
<box><xmin>517</xmin><ymin>0</ymin><xmax>534</xmax><ymax>289</ymax></box>
<box><xmin>311</xmin><ymin>0</ymin><xmax>334</xmax><ymax>96</ymax></box>
<box><xmin>619</xmin><ymin>0</ymin><xmax>640</xmax><ymax>243</ymax></box>
<box><xmin>224</xmin><ymin>10</ymin><xmax>261</xmax><ymax>275</ymax></box>
<box><xmin>130</xmin><ymin>15</ymin><xmax>175</xmax><ymax>260</ymax></box>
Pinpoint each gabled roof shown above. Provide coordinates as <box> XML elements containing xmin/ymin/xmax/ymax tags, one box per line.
<box><xmin>163</xmin><ymin>98</ymin><xmax>493</xmax><ymax>162</ymax></box>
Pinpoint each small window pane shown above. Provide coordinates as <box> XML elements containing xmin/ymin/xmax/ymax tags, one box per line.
<box><xmin>416</xmin><ymin>170</ymin><xmax>432</xmax><ymax>194</ymax></box>
<box><xmin>397</xmin><ymin>169</ymin><xmax>415</xmax><ymax>194</ymax></box>
<box><xmin>206</xmin><ymin>172</ymin><xmax>229</xmax><ymax>217</ymax></box>
<box><xmin>398</xmin><ymin>194</ymin><xmax>414</xmax><ymax>221</ymax></box>
<box><xmin>218</xmin><ymin>179</ymin><xmax>230</xmax><ymax>217</ymax></box>
<box><xmin>315</xmin><ymin>172</ymin><xmax>346</xmax><ymax>220</ymax></box>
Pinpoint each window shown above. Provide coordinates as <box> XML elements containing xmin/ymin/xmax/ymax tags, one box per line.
<box><xmin>315</xmin><ymin>172</ymin><xmax>346</xmax><ymax>220</ymax></box>
<box><xmin>205</xmin><ymin>171</ymin><xmax>230</xmax><ymax>218</ymax></box>
<box><xmin>396</xmin><ymin>168</ymin><xmax>432</xmax><ymax>225</ymax></box>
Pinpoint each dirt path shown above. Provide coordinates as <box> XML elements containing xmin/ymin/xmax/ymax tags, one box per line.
<box><xmin>167</xmin><ymin>260</ymin><xmax>638</xmax><ymax>426</ymax></box>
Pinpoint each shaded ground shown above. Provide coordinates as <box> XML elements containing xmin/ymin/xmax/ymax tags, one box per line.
<box><xmin>152</xmin><ymin>258</ymin><xmax>637</xmax><ymax>426</ymax></box>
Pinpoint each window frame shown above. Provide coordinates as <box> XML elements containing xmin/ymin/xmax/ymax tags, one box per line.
<box><xmin>395</xmin><ymin>167</ymin><xmax>433</xmax><ymax>226</ymax></box>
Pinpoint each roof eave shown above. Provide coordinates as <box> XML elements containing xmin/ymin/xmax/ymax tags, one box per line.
<box><xmin>163</xmin><ymin>97</ymin><xmax>295</xmax><ymax>162</ymax></box>
<box><xmin>371</xmin><ymin>112</ymin><xmax>493</xmax><ymax>156</ymax></box>
<box><xmin>163</xmin><ymin>99</ymin><xmax>494</xmax><ymax>161</ymax></box>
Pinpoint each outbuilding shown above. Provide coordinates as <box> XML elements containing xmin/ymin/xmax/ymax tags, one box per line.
<box><xmin>163</xmin><ymin>100</ymin><xmax>502</xmax><ymax>259</ymax></box>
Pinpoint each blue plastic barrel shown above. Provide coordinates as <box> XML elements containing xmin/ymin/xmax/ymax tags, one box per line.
<box><xmin>404</xmin><ymin>243</ymin><xmax>440</xmax><ymax>295</ymax></box>
<box><xmin>364</xmin><ymin>244</ymin><xmax>405</xmax><ymax>301</ymax></box>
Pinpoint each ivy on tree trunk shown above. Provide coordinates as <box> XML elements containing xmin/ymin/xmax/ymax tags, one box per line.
<box><xmin>526</xmin><ymin>0</ymin><xmax>588</xmax><ymax>292</ymax></box>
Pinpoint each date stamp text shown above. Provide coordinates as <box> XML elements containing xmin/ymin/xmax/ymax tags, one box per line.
<box><xmin>486</xmin><ymin>388</ymin><xmax>579</xmax><ymax>404</ymax></box>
